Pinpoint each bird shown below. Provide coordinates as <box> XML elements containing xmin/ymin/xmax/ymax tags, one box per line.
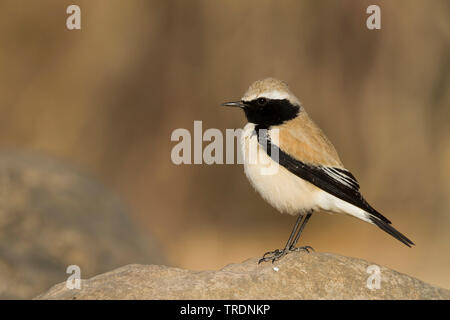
<box><xmin>222</xmin><ymin>78</ymin><xmax>414</xmax><ymax>264</ymax></box>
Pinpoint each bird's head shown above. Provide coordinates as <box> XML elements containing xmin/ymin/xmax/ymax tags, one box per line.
<box><xmin>222</xmin><ymin>78</ymin><xmax>301</xmax><ymax>127</ymax></box>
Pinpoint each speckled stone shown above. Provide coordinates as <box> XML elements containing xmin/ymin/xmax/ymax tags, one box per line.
<box><xmin>35</xmin><ymin>252</ymin><xmax>450</xmax><ymax>300</ymax></box>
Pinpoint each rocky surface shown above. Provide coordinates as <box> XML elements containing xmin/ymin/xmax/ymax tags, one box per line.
<box><xmin>36</xmin><ymin>251</ymin><xmax>450</xmax><ymax>300</ymax></box>
<box><xmin>0</xmin><ymin>150</ymin><xmax>165</xmax><ymax>299</ymax></box>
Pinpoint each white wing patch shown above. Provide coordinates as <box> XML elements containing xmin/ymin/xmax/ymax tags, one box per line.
<box><xmin>321</xmin><ymin>167</ymin><xmax>360</xmax><ymax>190</ymax></box>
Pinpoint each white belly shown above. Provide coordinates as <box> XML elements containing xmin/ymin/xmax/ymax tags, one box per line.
<box><xmin>240</xmin><ymin>123</ymin><xmax>372</xmax><ymax>222</ymax></box>
<box><xmin>241</xmin><ymin>123</ymin><xmax>321</xmax><ymax>215</ymax></box>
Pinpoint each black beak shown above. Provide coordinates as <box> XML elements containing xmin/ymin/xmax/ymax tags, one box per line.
<box><xmin>221</xmin><ymin>101</ymin><xmax>245</xmax><ymax>108</ymax></box>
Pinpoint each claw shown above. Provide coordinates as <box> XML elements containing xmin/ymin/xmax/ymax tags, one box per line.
<box><xmin>259</xmin><ymin>245</ymin><xmax>314</xmax><ymax>264</ymax></box>
<box><xmin>289</xmin><ymin>245</ymin><xmax>314</xmax><ymax>253</ymax></box>
<box><xmin>258</xmin><ymin>248</ymin><xmax>288</xmax><ymax>264</ymax></box>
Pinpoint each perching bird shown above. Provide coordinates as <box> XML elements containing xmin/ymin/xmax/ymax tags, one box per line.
<box><xmin>223</xmin><ymin>78</ymin><xmax>414</xmax><ymax>263</ymax></box>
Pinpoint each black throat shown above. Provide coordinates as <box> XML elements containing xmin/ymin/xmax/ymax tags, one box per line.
<box><xmin>243</xmin><ymin>98</ymin><xmax>300</xmax><ymax>130</ymax></box>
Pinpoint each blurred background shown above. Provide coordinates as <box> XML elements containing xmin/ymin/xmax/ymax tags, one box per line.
<box><xmin>0</xmin><ymin>0</ymin><xmax>449</xmax><ymax>298</ymax></box>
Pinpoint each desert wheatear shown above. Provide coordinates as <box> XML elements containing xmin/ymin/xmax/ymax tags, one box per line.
<box><xmin>223</xmin><ymin>78</ymin><xmax>413</xmax><ymax>263</ymax></box>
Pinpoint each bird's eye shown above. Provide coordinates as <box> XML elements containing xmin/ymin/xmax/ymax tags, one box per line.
<box><xmin>257</xmin><ymin>97</ymin><xmax>267</xmax><ymax>105</ymax></box>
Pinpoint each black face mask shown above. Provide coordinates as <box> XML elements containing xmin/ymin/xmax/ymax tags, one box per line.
<box><xmin>242</xmin><ymin>98</ymin><xmax>300</xmax><ymax>127</ymax></box>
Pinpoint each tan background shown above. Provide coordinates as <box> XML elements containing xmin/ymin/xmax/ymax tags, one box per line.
<box><xmin>0</xmin><ymin>0</ymin><xmax>449</xmax><ymax>290</ymax></box>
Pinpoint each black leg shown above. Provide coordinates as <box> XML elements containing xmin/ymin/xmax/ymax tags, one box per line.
<box><xmin>290</xmin><ymin>211</ymin><xmax>313</xmax><ymax>249</ymax></box>
<box><xmin>258</xmin><ymin>211</ymin><xmax>314</xmax><ymax>264</ymax></box>
<box><xmin>283</xmin><ymin>214</ymin><xmax>304</xmax><ymax>250</ymax></box>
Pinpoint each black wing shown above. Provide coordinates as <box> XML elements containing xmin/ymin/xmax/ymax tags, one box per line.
<box><xmin>256</xmin><ymin>128</ymin><xmax>414</xmax><ymax>247</ymax></box>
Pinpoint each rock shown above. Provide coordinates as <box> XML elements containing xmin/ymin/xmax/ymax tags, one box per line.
<box><xmin>35</xmin><ymin>251</ymin><xmax>449</xmax><ymax>300</ymax></box>
<box><xmin>0</xmin><ymin>150</ymin><xmax>165</xmax><ymax>299</ymax></box>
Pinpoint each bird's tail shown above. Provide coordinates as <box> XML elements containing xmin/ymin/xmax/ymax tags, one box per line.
<box><xmin>370</xmin><ymin>217</ymin><xmax>414</xmax><ymax>247</ymax></box>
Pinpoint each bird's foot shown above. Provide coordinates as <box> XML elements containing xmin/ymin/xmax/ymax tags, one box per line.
<box><xmin>289</xmin><ymin>245</ymin><xmax>314</xmax><ymax>253</ymax></box>
<box><xmin>258</xmin><ymin>245</ymin><xmax>314</xmax><ymax>264</ymax></box>
<box><xmin>258</xmin><ymin>248</ymin><xmax>288</xmax><ymax>264</ymax></box>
